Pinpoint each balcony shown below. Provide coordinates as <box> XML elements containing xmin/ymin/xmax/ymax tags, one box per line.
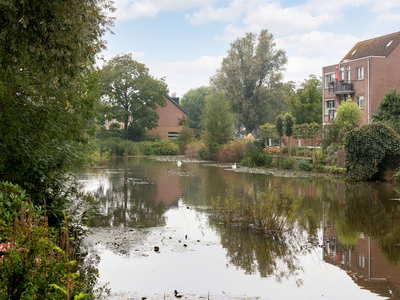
<box><xmin>328</xmin><ymin>81</ymin><xmax>355</xmax><ymax>94</ymax></box>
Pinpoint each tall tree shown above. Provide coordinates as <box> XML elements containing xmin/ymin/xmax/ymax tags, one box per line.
<box><xmin>211</xmin><ymin>29</ymin><xmax>287</xmax><ymax>134</ymax></box>
<box><xmin>201</xmin><ymin>92</ymin><xmax>234</xmax><ymax>155</ymax></box>
<box><xmin>372</xmin><ymin>88</ymin><xmax>400</xmax><ymax>134</ymax></box>
<box><xmin>285</xmin><ymin>75</ymin><xmax>322</xmax><ymax>124</ymax></box>
<box><xmin>0</xmin><ymin>0</ymin><xmax>114</xmax><ymax>211</ymax></box>
<box><xmin>284</xmin><ymin>113</ymin><xmax>295</xmax><ymax>156</ymax></box>
<box><xmin>276</xmin><ymin>115</ymin><xmax>284</xmax><ymax>154</ymax></box>
<box><xmin>180</xmin><ymin>86</ymin><xmax>211</xmax><ymax>131</ymax></box>
<box><xmin>100</xmin><ymin>53</ymin><xmax>169</xmax><ymax>131</ymax></box>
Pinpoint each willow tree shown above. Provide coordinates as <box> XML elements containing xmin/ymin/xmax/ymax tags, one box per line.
<box><xmin>0</xmin><ymin>0</ymin><xmax>114</xmax><ymax>215</ymax></box>
<box><xmin>210</xmin><ymin>29</ymin><xmax>287</xmax><ymax>134</ymax></box>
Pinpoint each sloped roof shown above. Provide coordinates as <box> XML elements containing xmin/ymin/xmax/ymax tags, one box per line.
<box><xmin>341</xmin><ymin>31</ymin><xmax>400</xmax><ymax>62</ymax></box>
<box><xmin>164</xmin><ymin>94</ymin><xmax>188</xmax><ymax>114</ymax></box>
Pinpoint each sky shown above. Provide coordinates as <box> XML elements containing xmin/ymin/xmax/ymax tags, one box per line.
<box><xmin>99</xmin><ymin>0</ymin><xmax>400</xmax><ymax>97</ymax></box>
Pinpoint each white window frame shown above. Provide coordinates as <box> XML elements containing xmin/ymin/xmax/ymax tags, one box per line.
<box><xmin>325</xmin><ymin>100</ymin><xmax>335</xmax><ymax>116</ymax></box>
<box><xmin>340</xmin><ymin>67</ymin><xmax>344</xmax><ymax>80</ymax></box>
<box><xmin>347</xmin><ymin>66</ymin><xmax>350</xmax><ymax>81</ymax></box>
<box><xmin>357</xmin><ymin>67</ymin><xmax>364</xmax><ymax>80</ymax></box>
<box><xmin>357</xmin><ymin>96</ymin><xmax>364</xmax><ymax>109</ymax></box>
<box><xmin>325</xmin><ymin>73</ymin><xmax>335</xmax><ymax>89</ymax></box>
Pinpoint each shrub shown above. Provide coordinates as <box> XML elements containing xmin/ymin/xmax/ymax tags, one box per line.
<box><xmin>282</xmin><ymin>146</ymin><xmax>288</xmax><ymax>154</ymax></box>
<box><xmin>345</xmin><ymin>122</ymin><xmax>400</xmax><ymax>180</ymax></box>
<box><xmin>215</xmin><ymin>140</ymin><xmax>244</xmax><ymax>163</ymax></box>
<box><xmin>151</xmin><ymin>139</ymin><xmax>180</xmax><ymax>155</ymax></box>
<box><xmin>264</xmin><ymin>146</ymin><xmax>280</xmax><ymax>154</ymax></box>
<box><xmin>280</xmin><ymin>157</ymin><xmax>297</xmax><ymax>169</ymax></box>
<box><xmin>176</xmin><ymin>126</ymin><xmax>195</xmax><ymax>153</ymax></box>
<box><xmin>297</xmin><ymin>159</ymin><xmax>312</xmax><ymax>171</ymax></box>
<box><xmin>241</xmin><ymin>143</ymin><xmax>273</xmax><ymax>167</ymax></box>
<box><xmin>0</xmin><ymin>182</ymin><xmax>95</xmax><ymax>299</ymax></box>
<box><xmin>184</xmin><ymin>142</ymin><xmax>206</xmax><ymax>159</ymax></box>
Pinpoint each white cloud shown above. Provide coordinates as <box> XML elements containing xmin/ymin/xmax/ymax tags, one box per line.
<box><xmin>277</xmin><ymin>32</ymin><xmax>360</xmax><ymax>59</ymax></box>
<box><xmin>376</xmin><ymin>13</ymin><xmax>400</xmax><ymax>23</ymax></box>
<box><xmin>186</xmin><ymin>0</ymin><xmax>245</xmax><ymax>25</ymax></box>
<box><xmin>283</xmin><ymin>56</ymin><xmax>330</xmax><ymax>84</ymax></box>
<box><xmin>147</xmin><ymin>56</ymin><xmax>224</xmax><ymax>97</ymax></box>
<box><xmin>96</xmin><ymin>52</ymin><xmax>146</xmax><ymax>68</ymax></box>
<box><xmin>112</xmin><ymin>0</ymin><xmax>214</xmax><ymax>20</ymax></box>
<box><xmin>368</xmin><ymin>0</ymin><xmax>400</xmax><ymax>13</ymax></box>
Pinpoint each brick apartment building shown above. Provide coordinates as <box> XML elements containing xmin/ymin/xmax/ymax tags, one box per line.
<box><xmin>322</xmin><ymin>31</ymin><xmax>400</xmax><ymax>126</ymax></box>
<box><xmin>105</xmin><ymin>93</ymin><xmax>188</xmax><ymax>139</ymax></box>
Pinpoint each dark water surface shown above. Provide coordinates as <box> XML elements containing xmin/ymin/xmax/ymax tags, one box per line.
<box><xmin>78</xmin><ymin>157</ymin><xmax>400</xmax><ymax>299</ymax></box>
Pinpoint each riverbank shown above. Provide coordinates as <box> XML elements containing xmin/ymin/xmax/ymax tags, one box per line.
<box><xmin>150</xmin><ymin>155</ymin><xmax>345</xmax><ymax>179</ymax></box>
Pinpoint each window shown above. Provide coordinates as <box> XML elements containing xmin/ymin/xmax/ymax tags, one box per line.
<box><xmin>357</xmin><ymin>96</ymin><xmax>364</xmax><ymax>109</ymax></box>
<box><xmin>386</xmin><ymin>40</ymin><xmax>393</xmax><ymax>48</ymax></box>
<box><xmin>347</xmin><ymin>66</ymin><xmax>350</xmax><ymax>81</ymax></box>
<box><xmin>325</xmin><ymin>100</ymin><xmax>335</xmax><ymax>116</ymax></box>
<box><xmin>340</xmin><ymin>67</ymin><xmax>344</xmax><ymax>80</ymax></box>
<box><xmin>351</xmin><ymin>49</ymin><xmax>357</xmax><ymax>55</ymax></box>
<box><xmin>325</xmin><ymin>73</ymin><xmax>335</xmax><ymax>88</ymax></box>
<box><xmin>357</xmin><ymin>67</ymin><xmax>364</xmax><ymax>80</ymax></box>
<box><xmin>168</xmin><ymin>132</ymin><xmax>179</xmax><ymax>138</ymax></box>
<box><xmin>357</xmin><ymin>253</ymin><xmax>365</xmax><ymax>268</ymax></box>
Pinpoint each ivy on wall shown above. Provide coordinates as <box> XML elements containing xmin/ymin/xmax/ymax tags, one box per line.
<box><xmin>344</xmin><ymin>122</ymin><xmax>400</xmax><ymax>180</ymax></box>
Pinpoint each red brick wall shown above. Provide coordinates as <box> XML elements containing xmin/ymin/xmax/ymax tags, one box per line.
<box><xmin>147</xmin><ymin>95</ymin><xmax>187</xmax><ymax>139</ymax></box>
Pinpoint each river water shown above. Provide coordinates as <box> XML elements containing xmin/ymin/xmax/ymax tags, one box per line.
<box><xmin>78</xmin><ymin>157</ymin><xmax>400</xmax><ymax>300</ymax></box>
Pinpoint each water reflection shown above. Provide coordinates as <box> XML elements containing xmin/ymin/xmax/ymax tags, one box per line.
<box><xmin>78</xmin><ymin>157</ymin><xmax>400</xmax><ymax>299</ymax></box>
<box><xmin>322</xmin><ymin>181</ymin><xmax>400</xmax><ymax>298</ymax></box>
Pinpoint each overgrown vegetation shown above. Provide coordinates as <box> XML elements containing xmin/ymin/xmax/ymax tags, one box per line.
<box><xmin>344</xmin><ymin>122</ymin><xmax>400</xmax><ymax>180</ymax></box>
<box><xmin>211</xmin><ymin>184</ymin><xmax>304</xmax><ymax>235</ymax></box>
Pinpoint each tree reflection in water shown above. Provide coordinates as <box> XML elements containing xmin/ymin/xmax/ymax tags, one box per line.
<box><xmin>87</xmin><ymin>183</ymin><xmax>166</xmax><ymax>228</ymax></box>
<box><xmin>209</xmin><ymin>220</ymin><xmax>309</xmax><ymax>287</ymax></box>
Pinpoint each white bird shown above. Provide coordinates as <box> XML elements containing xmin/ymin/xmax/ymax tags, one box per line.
<box><xmin>177</xmin><ymin>160</ymin><xmax>182</xmax><ymax>167</ymax></box>
<box><xmin>232</xmin><ymin>163</ymin><xmax>237</xmax><ymax>169</ymax></box>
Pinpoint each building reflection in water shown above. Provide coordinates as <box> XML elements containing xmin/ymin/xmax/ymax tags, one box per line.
<box><xmin>322</xmin><ymin>182</ymin><xmax>400</xmax><ymax>298</ymax></box>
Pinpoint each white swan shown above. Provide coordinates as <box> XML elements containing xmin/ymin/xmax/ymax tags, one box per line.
<box><xmin>232</xmin><ymin>163</ymin><xmax>237</xmax><ymax>169</ymax></box>
<box><xmin>177</xmin><ymin>160</ymin><xmax>182</xmax><ymax>167</ymax></box>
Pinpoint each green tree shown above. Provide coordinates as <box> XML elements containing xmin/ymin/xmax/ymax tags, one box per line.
<box><xmin>284</xmin><ymin>113</ymin><xmax>295</xmax><ymax>156</ymax></box>
<box><xmin>211</xmin><ymin>29</ymin><xmax>287</xmax><ymax>134</ymax></box>
<box><xmin>335</xmin><ymin>101</ymin><xmax>364</xmax><ymax>139</ymax></box>
<box><xmin>372</xmin><ymin>88</ymin><xmax>400</xmax><ymax>134</ymax></box>
<box><xmin>259</xmin><ymin>123</ymin><xmax>277</xmax><ymax>149</ymax></box>
<box><xmin>202</xmin><ymin>92</ymin><xmax>234</xmax><ymax>156</ymax></box>
<box><xmin>276</xmin><ymin>115</ymin><xmax>284</xmax><ymax>154</ymax></box>
<box><xmin>285</xmin><ymin>75</ymin><xmax>322</xmax><ymax>124</ymax></box>
<box><xmin>180</xmin><ymin>86</ymin><xmax>211</xmax><ymax>131</ymax></box>
<box><xmin>100</xmin><ymin>53</ymin><xmax>169</xmax><ymax>132</ymax></box>
<box><xmin>0</xmin><ymin>0</ymin><xmax>114</xmax><ymax>213</ymax></box>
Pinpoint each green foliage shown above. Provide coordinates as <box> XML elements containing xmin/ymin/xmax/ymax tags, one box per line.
<box><xmin>275</xmin><ymin>115</ymin><xmax>284</xmax><ymax>138</ymax></box>
<box><xmin>335</xmin><ymin>101</ymin><xmax>364</xmax><ymax>134</ymax></box>
<box><xmin>0</xmin><ymin>0</ymin><xmax>114</xmax><ymax>213</ymax></box>
<box><xmin>151</xmin><ymin>140</ymin><xmax>180</xmax><ymax>155</ymax></box>
<box><xmin>285</xmin><ymin>75</ymin><xmax>322</xmax><ymax>124</ymax></box>
<box><xmin>297</xmin><ymin>159</ymin><xmax>312</xmax><ymax>171</ymax></box>
<box><xmin>211</xmin><ymin>183</ymin><xmax>303</xmax><ymax>235</ymax></box>
<box><xmin>283</xmin><ymin>113</ymin><xmax>295</xmax><ymax>137</ymax></box>
<box><xmin>241</xmin><ymin>144</ymin><xmax>272</xmax><ymax>167</ymax></box>
<box><xmin>180</xmin><ymin>86</ymin><xmax>211</xmax><ymax>130</ymax></box>
<box><xmin>0</xmin><ymin>182</ymin><xmax>95</xmax><ymax>300</ymax></box>
<box><xmin>123</xmin><ymin>123</ymin><xmax>146</xmax><ymax>142</ymax></box>
<box><xmin>372</xmin><ymin>88</ymin><xmax>400</xmax><ymax>134</ymax></box>
<box><xmin>176</xmin><ymin>126</ymin><xmax>196</xmax><ymax>154</ymax></box>
<box><xmin>211</xmin><ymin>29</ymin><xmax>287</xmax><ymax>134</ymax></box>
<box><xmin>99</xmin><ymin>53</ymin><xmax>169</xmax><ymax>131</ymax></box>
<box><xmin>280</xmin><ymin>157</ymin><xmax>297</xmax><ymax>169</ymax></box>
<box><xmin>259</xmin><ymin>123</ymin><xmax>277</xmax><ymax>145</ymax></box>
<box><xmin>322</xmin><ymin>120</ymin><xmax>340</xmax><ymax>147</ymax></box>
<box><xmin>344</xmin><ymin>122</ymin><xmax>400</xmax><ymax>180</ymax></box>
<box><xmin>201</xmin><ymin>92</ymin><xmax>234</xmax><ymax>157</ymax></box>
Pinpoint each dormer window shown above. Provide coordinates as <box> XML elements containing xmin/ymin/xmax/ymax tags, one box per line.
<box><xmin>386</xmin><ymin>40</ymin><xmax>393</xmax><ymax>48</ymax></box>
<box><xmin>351</xmin><ymin>49</ymin><xmax>357</xmax><ymax>55</ymax></box>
